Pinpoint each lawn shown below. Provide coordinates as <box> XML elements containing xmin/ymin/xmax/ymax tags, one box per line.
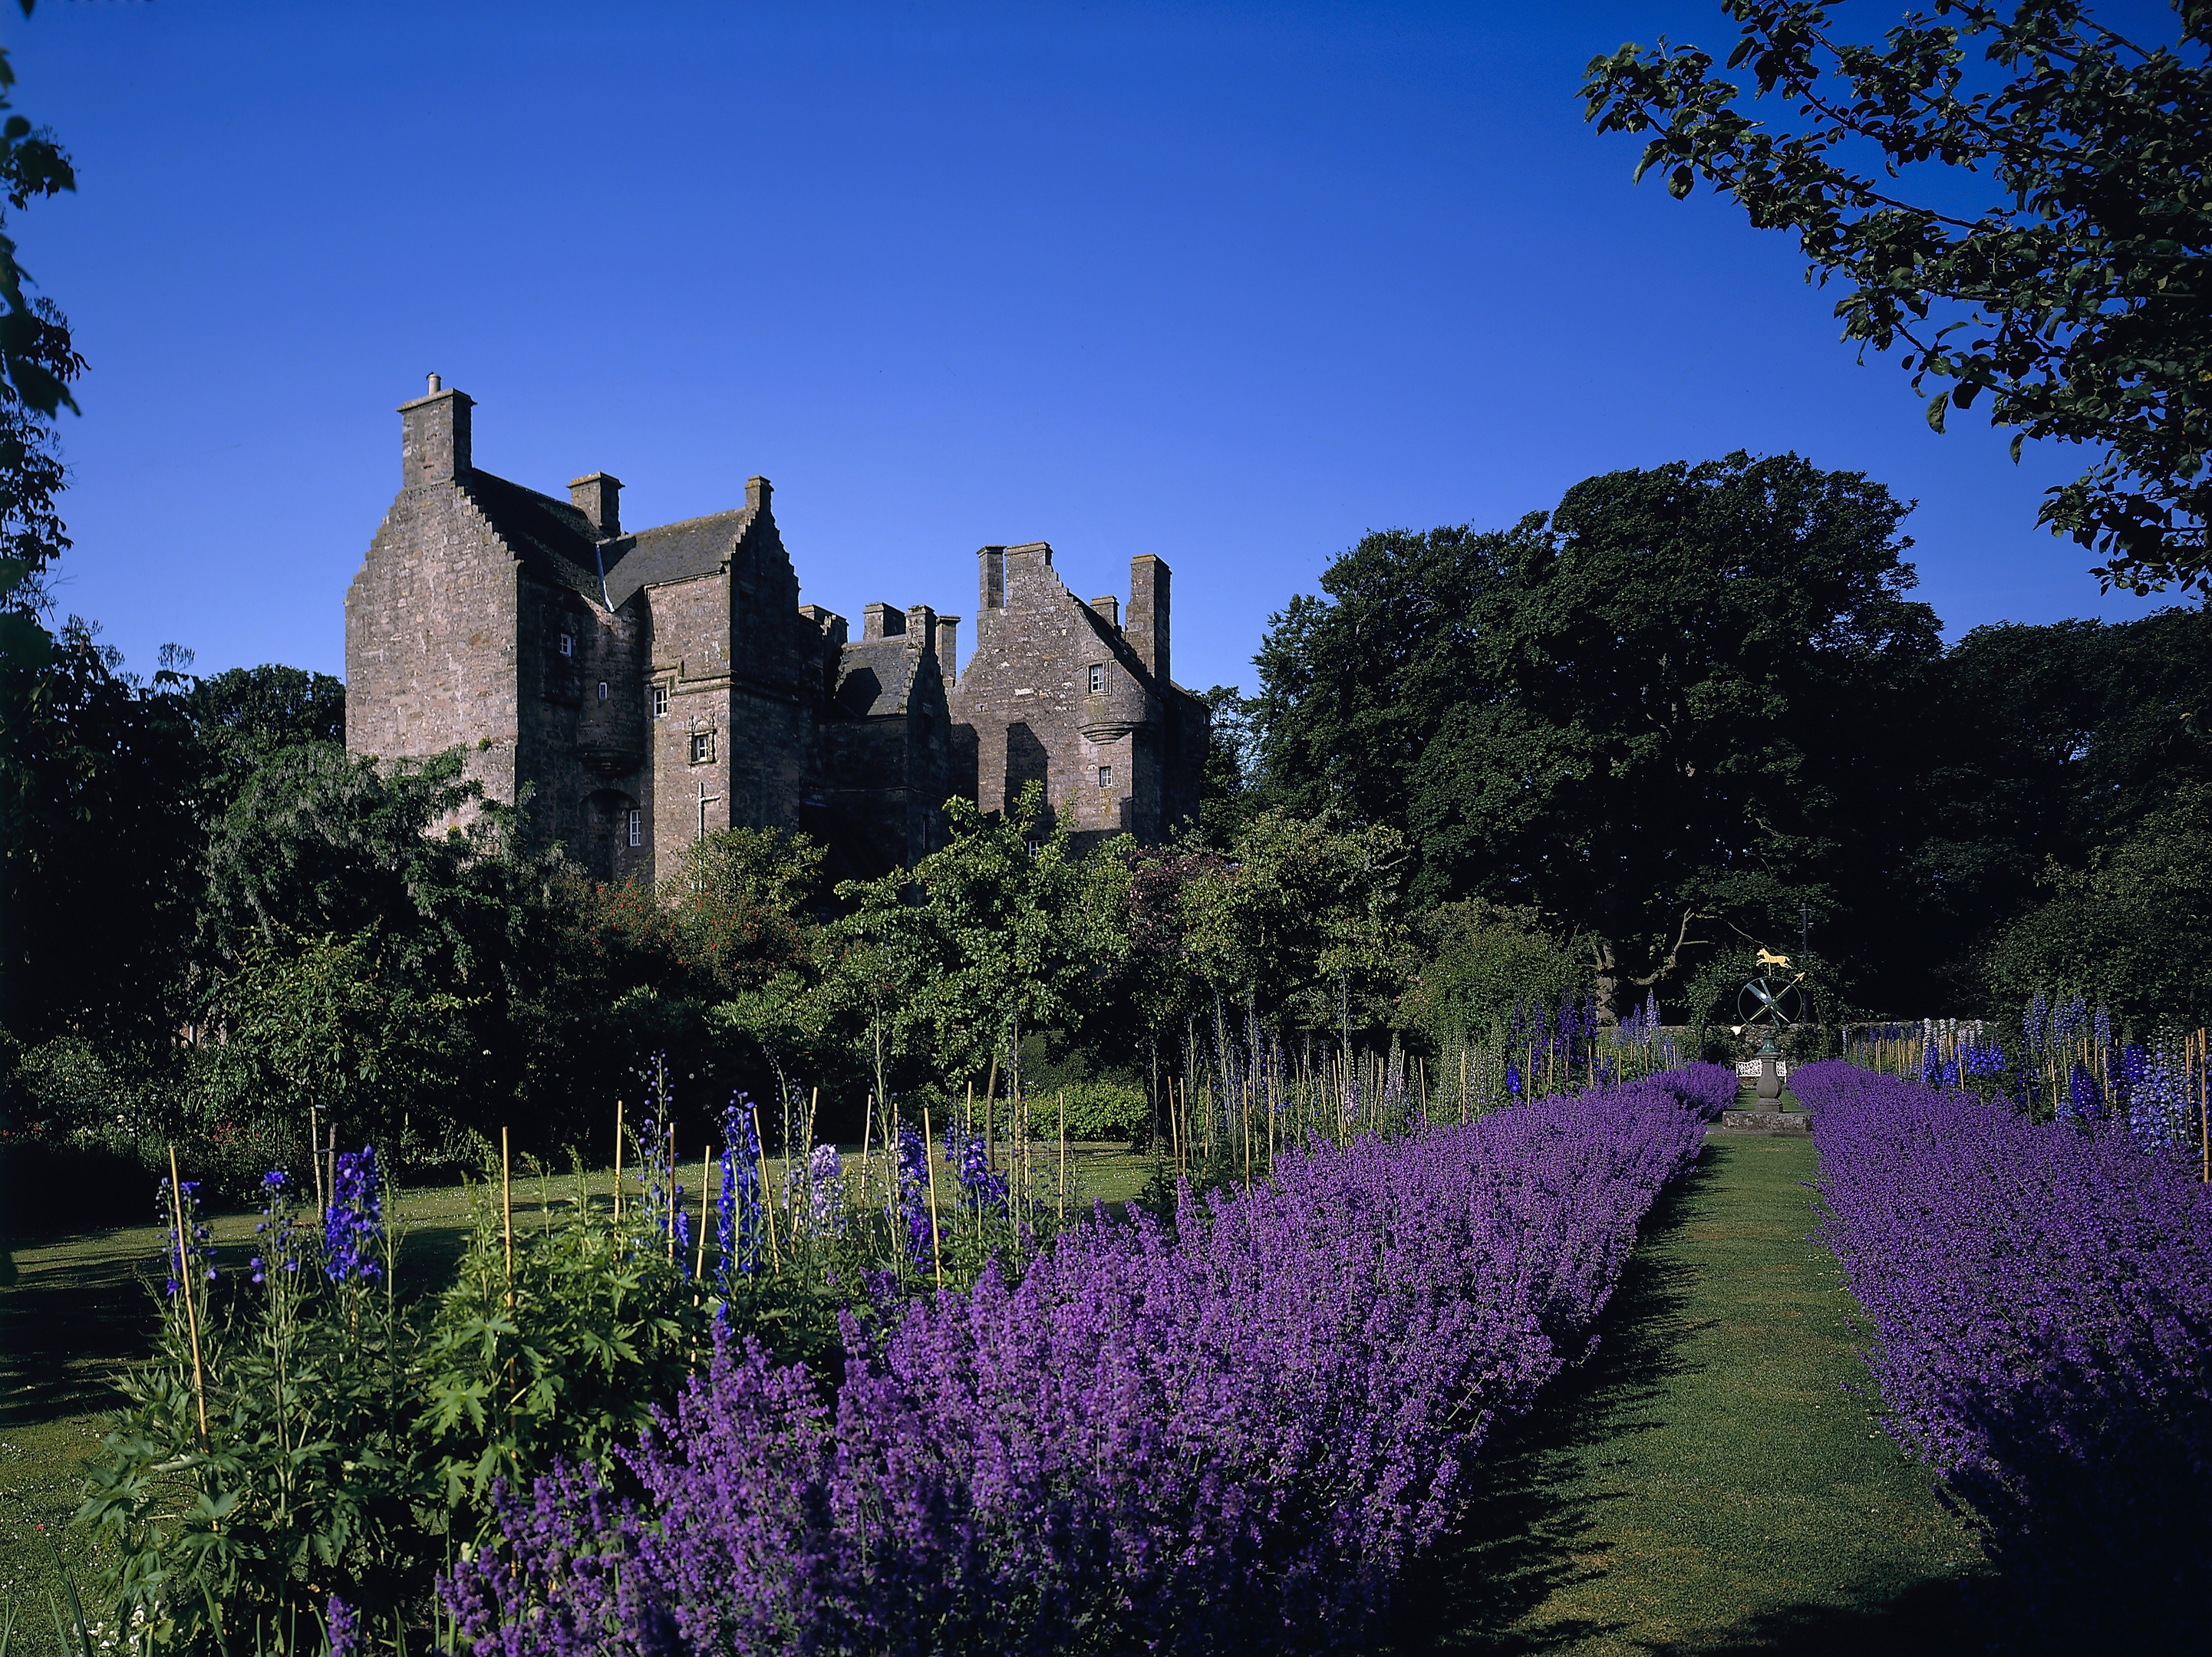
<box><xmin>1391</xmin><ymin>1132</ymin><xmax>1989</xmax><ymax>1655</ymax></box>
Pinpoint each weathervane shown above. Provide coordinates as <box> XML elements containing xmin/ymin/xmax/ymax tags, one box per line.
<box><xmin>1737</xmin><ymin>949</ymin><xmax>1808</xmax><ymax>1058</ymax></box>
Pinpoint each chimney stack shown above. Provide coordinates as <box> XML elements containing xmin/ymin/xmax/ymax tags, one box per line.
<box><xmin>1128</xmin><ymin>555</ymin><xmax>1170</xmax><ymax>684</ymax></box>
<box><xmin>1090</xmin><ymin>595</ymin><xmax>1120</xmax><ymax>630</ymax></box>
<box><xmin>862</xmin><ymin>602</ymin><xmax>905</xmax><ymax>641</ymax></box>
<box><xmin>935</xmin><ymin>614</ymin><xmax>960</xmax><ymax>685</ymax></box>
<box><xmin>569</xmin><ymin>473</ymin><xmax>622</xmax><ymax>539</ymax></box>
<box><xmin>746</xmin><ymin>476</ymin><xmax>773</xmax><ymax>516</ymax></box>
<box><xmin>399</xmin><ymin>376</ymin><xmax>473</xmax><ymax>487</ymax></box>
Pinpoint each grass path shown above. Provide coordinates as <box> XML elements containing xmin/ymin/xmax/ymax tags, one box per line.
<box><xmin>1393</xmin><ymin>1133</ymin><xmax>1989</xmax><ymax>1655</ymax></box>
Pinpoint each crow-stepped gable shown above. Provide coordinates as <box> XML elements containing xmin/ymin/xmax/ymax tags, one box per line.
<box><xmin>344</xmin><ymin>378</ymin><xmax>1209</xmax><ymax>879</ymax></box>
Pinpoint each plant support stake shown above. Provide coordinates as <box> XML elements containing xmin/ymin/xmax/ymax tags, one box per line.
<box><xmin>166</xmin><ymin>1144</ymin><xmax>209</xmax><ymax>1448</ymax></box>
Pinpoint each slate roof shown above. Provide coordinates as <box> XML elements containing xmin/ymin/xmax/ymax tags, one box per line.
<box><xmin>834</xmin><ymin>638</ymin><xmax>922</xmax><ymax>719</ymax></box>
<box><xmin>460</xmin><ymin>470</ymin><xmax>605</xmax><ymax>601</ymax></box>
<box><xmin>602</xmin><ymin>507</ymin><xmax>754</xmax><ymax>609</ymax></box>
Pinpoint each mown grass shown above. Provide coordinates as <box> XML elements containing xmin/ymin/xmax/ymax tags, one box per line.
<box><xmin>0</xmin><ymin>1142</ymin><xmax>1159</xmax><ymax>1651</ymax></box>
<box><xmin>1392</xmin><ymin>1132</ymin><xmax>1989</xmax><ymax>1655</ymax></box>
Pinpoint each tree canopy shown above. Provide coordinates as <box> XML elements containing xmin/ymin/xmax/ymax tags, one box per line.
<box><xmin>1582</xmin><ymin>1</ymin><xmax>2212</xmax><ymax>595</ymax></box>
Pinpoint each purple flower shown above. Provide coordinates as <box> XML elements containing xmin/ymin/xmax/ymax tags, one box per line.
<box><xmin>324</xmin><ymin>1146</ymin><xmax>383</xmax><ymax>1282</ymax></box>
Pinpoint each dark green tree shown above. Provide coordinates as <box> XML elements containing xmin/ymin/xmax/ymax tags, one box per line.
<box><xmin>1257</xmin><ymin>453</ymin><xmax>1944</xmax><ymax>1012</ymax></box>
<box><xmin>1581</xmin><ymin>1</ymin><xmax>2212</xmax><ymax>594</ymax></box>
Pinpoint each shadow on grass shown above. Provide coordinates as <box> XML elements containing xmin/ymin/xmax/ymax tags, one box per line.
<box><xmin>1658</xmin><ymin>1577</ymin><xmax>1982</xmax><ymax>1656</ymax></box>
<box><xmin>1386</xmin><ymin>1167</ymin><xmax>1711</xmax><ymax>1655</ymax></box>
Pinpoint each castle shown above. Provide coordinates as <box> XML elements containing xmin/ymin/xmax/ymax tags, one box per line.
<box><xmin>344</xmin><ymin>378</ymin><xmax>1211</xmax><ymax>881</ymax></box>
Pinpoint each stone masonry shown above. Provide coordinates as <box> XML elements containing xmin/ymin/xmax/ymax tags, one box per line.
<box><xmin>344</xmin><ymin>379</ymin><xmax>1208</xmax><ymax>880</ymax></box>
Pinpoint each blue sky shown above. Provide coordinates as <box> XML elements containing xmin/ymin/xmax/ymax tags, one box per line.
<box><xmin>15</xmin><ymin>0</ymin><xmax>2187</xmax><ymax>695</ymax></box>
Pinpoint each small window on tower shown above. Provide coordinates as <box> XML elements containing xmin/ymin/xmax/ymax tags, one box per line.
<box><xmin>1088</xmin><ymin>664</ymin><xmax>1106</xmax><ymax>696</ymax></box>
<box><xmin>1098</xmin><ymin>763</ymin><xmax>1113</xmax><ymax>790</ymax></box>
<box><xmin>597</xmin><ymin>681</ymin><xmax>609</xmax><ymax>702</ymax></box>
<box><xmin>627</xmin><ymin>809</ymin><xmax>641</xmax><ymax>847</ymax></box>
<box><xmin>558</xmin><ymin>634</ymin><xmax>575</xmax><ymax>657</ymax></box>
<box><xmin>690</xmin><ymin>730</ymin><xmax>715</xmax><ymax>765</ymax></box>
<box><xmin>651</xmin><ymin>684</ymin><xmax>669</xmax><ymax>718</ymax></box>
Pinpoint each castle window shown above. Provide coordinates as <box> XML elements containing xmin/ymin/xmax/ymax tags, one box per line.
<box><xmin>1098</xmin><ymin>763</ymin><xmax>1113</xmax><ymax>790</ymax></box>
<box><xmin>690</xmin><ymin>730</ymin><xmax>716</xmax><ymax>765</ymax></box>
<box><xmin>559</xmin><ymin>633</ymin><xmax>575</xmax><ymax>657</ymax></box>
<box><xmin>1088</xmin><ymin>664</ymin><xmax>1106</xmax><ymax>696</ymax></box>
<box><xmin>597</xmin><ymin>681</ymin><xmax>609</xmax><ymax>702</ymax></box>
<box><xmin>651</xmin><ymin>684</ymin><xmax>669</xmax><ymax>718</ymax></box>
<box><xmin>627</xmin><ymin>809</ymin><xmax>641</xmax><ymax>847</ymax></box>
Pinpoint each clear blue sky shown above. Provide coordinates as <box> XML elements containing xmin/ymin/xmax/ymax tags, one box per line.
<box><xmin>16</xmin><ymin>0</ymin><xmax>2187</xmax><ymax>695</ymax></box>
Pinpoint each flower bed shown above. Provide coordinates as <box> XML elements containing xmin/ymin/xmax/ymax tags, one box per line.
<box><xmin>1797</xmin><ymin>1065</ymin><xmax>2212</xmax><ymax>1652</ymax></box>
<box><xmin>443</xmin><ymin>1074</ymin><xmax>1713</xmax><ymax>1655</ymax></box>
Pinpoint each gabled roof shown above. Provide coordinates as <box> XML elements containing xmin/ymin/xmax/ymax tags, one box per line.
<box><xmin>460</xmin><ymin>469</ymin><xmax>604</xmax><ymax>601</ymax></box>
<box><xmin>834</xmin><ymin>637</ymin><xmax>923</xmax><ymax>718</ymax></box>
<box><xmin>602</xmin><ymin>507</ymin><xmax>755</xmax><ymax>609</ymax></box>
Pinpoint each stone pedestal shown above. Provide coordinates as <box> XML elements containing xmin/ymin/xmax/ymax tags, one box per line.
<box><xmin>1719</xmin><ymin>1109</ymin><xmax>1811</xmax><ymax>1134</ymax></box>
<box><xmin>1755</xmin><ymin>1056</ymin><xmax>1783</xmax><ymax>1101</ymax></box>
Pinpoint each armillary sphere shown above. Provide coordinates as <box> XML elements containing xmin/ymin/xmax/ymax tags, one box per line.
<box><xmin>1738</xmin><ymin>973</ymin><xmax>1807</xmax><ymax>1034</ymax></box>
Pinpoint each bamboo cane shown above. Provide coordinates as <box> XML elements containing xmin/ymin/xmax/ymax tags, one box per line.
<box><xmin>922</xmin><ymin>1104</ymin><xmax>946</xmax><ymax>1290</ymax></box>
<box><xmin>502</xmin><ymin>1127</ymin><xmax>515</xmax><ymax>1309</ymax></box>
<box><xmin>1058</xmin><ymin>1090</ymin><xmax>1068</xmax><ymax>1224</ymax></box>
<box><xmin>166</xmin><ymin>1145</ymin><xmax>210</xmax><ymax>1449</ymax></box>
<box><xmin>1241</xmin><ymin>1077</ymin><xmax>1251</xmax><ymax>1188</ymax></box>
<box><xmin>308</xmin><ymin>1105</ymin><xmax>324</xmax><ymax>1220</ymax></box>
<box><xmin>694</xmin><ymin>1146</ymin><xmax>713</xmax><ymax>1280</ymax></box>
<box><xmin>750</xmin><ymin>1104</ymin><xmax>783</xmax><ymax>1272</ymax></box>
<box><xmin>613</xmin><ymin>1099</ymin><xmax>625</xmax><ymax>1223</ymax></box>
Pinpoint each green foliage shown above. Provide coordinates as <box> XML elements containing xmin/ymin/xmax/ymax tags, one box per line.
<box><xmin>1</xmin><ymin>620</ymin><xmax>203</xmax><ymax>1048</ymax></box>
<box><xmin>822</xmin><ymin>782</ymin><xmax>1132</xmax><ymax>1094</ymax></box>
<box><xmin>417</xmin><ymin>1165</ymin><xmax>706</xmax><ymax>1520</ymax></box>
<box><xmin>78</xmin><ymin>1185</ymin><xmax>422</xmax><ymax>1653</ymax></box>
<box><xmin>1582</xmin><ymin>2</ymin><xmax>2212</xmax><ymax>593</ymax></box>
<box><xmin>203</xmin><ymin>929</ymin><xmax>476</xmax><ymax>1151</ymax></box>
<box><xmin>1399</xmin><ymin>901</ymin><xmax>1591</xmax><ymax>1046</ymax></box>
<box><xmin>183</xmin><ymin>664</ymin><xmax>345</xmax><ymax>766</ymax></box>
<box><xmin>1053</xmin><ymin>1080</ymin><xmax>1152</xmax><ymax>1145</ymax></box>
<box><xmin>1257</xmin><ymin>452</ymin><xmax>1938</xmax><ymax>1013</ymax></box>
<box><xmin>1983</xmin><ymin>782</ymin><xmax>2212</xmax><ymax>1031</ymax></box>
<box><xmin>1180</xmin><ymin>807</ymin><xmax>1414</xmax><ymax>1036</ymax></box>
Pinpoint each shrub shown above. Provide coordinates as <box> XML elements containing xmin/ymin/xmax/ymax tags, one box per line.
<box><xmin>1799</xmin><ymin>1066</ymin><xmax>2212</xmax><ymax>1652</ymax></box>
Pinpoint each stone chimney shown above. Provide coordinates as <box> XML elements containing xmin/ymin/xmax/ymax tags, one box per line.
<box><xmin>1128</xmin><ymin>555</ymin><xmax>1171</xmax><ymax>684</ymax></box>
<box><xmin>1090</xmin><ymin>595</ymin><xmax>1120</xmax><ymax>630</ymax></box>
<box><xmin>977</xmin><ymin>545</ymin><xmax>1007</xmax><ymax>611</ymax></box>
<box><xmin>905</xmin><ymin>604</ymin><xmax>936</xmax><ymax>657</ymax></box>
<box><xmin>746</xmin><ymin>476</ymin><xmax>773</xmax><ymax>516</ymax></box>
<box><xmin>935</xmin><ymin>614</ymin><xmax>960</xmax><ymax>685</ymax></box>
<box><xmin>862</xmin><ymin>602</ymin><xmax>905</xmax><ymax>641</ymax></box>
<box><xmin>400</xmin><ymin>374</ymin><xmax>472</xmax><ymax>487</ymax></box>
<box><xmin>799</xmin><ymin>604</ymin><xmax>849</xmax><ymax>649</ymax></box>
<box><xmin>569</xmin><ymin>473</ymin><xmax>621</xmax><ymax>539</ymax></box>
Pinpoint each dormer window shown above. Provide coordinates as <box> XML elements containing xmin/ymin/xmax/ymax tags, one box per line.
<box><xmin>558</xmin><ymin>633</ymin><xmax>575</xmax><ymax>657</ymax></box>
<box><xmin>1088</xmin><ymin>664</ymin><xmax>1106</xmax><ymax>696</ymax></box>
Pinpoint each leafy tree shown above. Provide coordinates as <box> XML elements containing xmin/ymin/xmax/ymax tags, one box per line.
<box><xmin>820</xmin><ymin>782</ymin><xmax>1132</xmax><ymax>1100</ymax></box>
<box><xmin>2</xmin><ymin>619</ymin><xmax>202</xmax><ymax>1046</ymax></box>
<box><xmin>1253</xmin><ymin>523</ymin><xmax>1515</xmax><ymax>837</ymax></box>
<box><xmin>1192</xmin><ymin>684</ymin><xmax>1264</xmax><ymax>848</ymax></box>
<box><xmin>1179</xmin><ymin>808</ymin><xmax>1413</xmax><ymax>1039</ymax></box>
<box><xmin>1416</xmin><ymin>454</ymin><xmax>1940</xmax><ymax>1010</ymax></box>
<box><xmin>1255</xmin><ymin>453</ymin><xmax>1943</xmax><ymax>1013</ymax></box>
<box><xmin>1398</xmin><ymin>901</ymin><xmax>1591</xmax><ymax>1047</ymax></box>
<box><xmin>1982</xmin><ymin>781</ymin><xmax>2212</xmax><ymax>1029</ymax></box>
<box><xmin>1581</xmin><ymin>1</ymin><xmax>2212</xmax><ymax>593</ymax></box>
<box><xmin>183</xmin><ymin>662</ymin><xmax>346</xmax><ymax>759</ymax></box>
<box><xmin>1914</xmin><ymin>604</ymin><xmax>2212</xmax><ymax>980</ymax></box>
<box><xmin>204</xmin><ymin>928</ymin><xmax>476</xmax><ymax>1151</ymax></box>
